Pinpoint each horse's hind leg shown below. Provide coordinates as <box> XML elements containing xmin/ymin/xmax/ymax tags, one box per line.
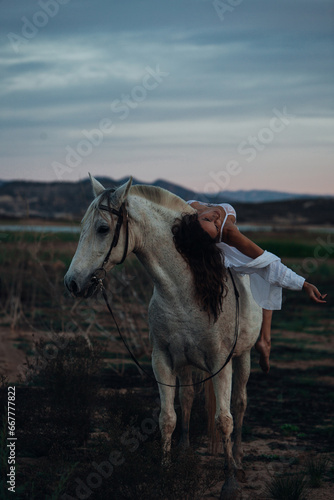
<box><xmin>232</xmin><ymin>350</ymin><xmax>251</xmax><ymax>468</ymax></box>
<box><xmin>178</xmin><ymin>367</ymin><xmax>194</xmax><ymax>448</ymax></box>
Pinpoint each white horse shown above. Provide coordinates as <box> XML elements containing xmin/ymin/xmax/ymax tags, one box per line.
<box><xmin>64</xmin><ymin>176</ymin><xmax>262</xmax><ymax>499</ymax></box>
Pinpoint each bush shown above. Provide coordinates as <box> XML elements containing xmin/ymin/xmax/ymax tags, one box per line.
<box><xmin>18</xmin><ymin>337</ymin><xmax>102</xmax><ymax>455</ymax></box>
<box><xmin>305</xmin><ymin>455</ymin><xmax>328</xmax><ymax>488</ymax></box>
<box><xmin>264</xmin><ymin>474</ymin><xmax>308</xmax><ymax>500</ymax></box>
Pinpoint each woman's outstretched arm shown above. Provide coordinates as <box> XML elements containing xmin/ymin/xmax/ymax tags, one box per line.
<box><xmin>222</xmin><ymin>221</ymin><xmax>327</xmax><ymax>304</ymax></box>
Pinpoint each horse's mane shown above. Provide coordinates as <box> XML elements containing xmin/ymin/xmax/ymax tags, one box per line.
<box><xmin>81</xmin><ymin>196</ymin><xmax>105</xmax><ymax>225</ymax></box>
<box><xmin>130</xmin><ymin>184</ymin><xmax>190</xmax><ymax>213</ymax></box>
<box><xmin>81</xmin><ymin>184</ymin><xmax>192</xmax><ymax>225</ymax></box>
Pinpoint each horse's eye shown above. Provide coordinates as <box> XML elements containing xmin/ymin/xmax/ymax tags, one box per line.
<box><xmin>97</xmin><ymin>225</ymin><xmax>109</xmax><ymax>235</ymax></box>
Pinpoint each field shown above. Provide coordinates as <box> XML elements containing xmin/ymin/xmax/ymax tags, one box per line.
<box><xmin>0</xmin><ymin>227</ymin><xmax>333</xmax><ymax>499</ymax></box>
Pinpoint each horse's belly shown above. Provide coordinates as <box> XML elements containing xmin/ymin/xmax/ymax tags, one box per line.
<box><xmin>154</xmin><ymin>335</ymin><xmax>221</xmax><ymax>374</ymax></box>
<box><xmin>149</xmin><ymin>300</ymin><xmax>229</xmax><ymax>373</ymax></box>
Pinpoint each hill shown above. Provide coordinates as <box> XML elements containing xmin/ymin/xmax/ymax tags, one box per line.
<box><xmin>0</xmin><ymin>177</ymin><xmax>333</xmax><ymax>226</ymax></box>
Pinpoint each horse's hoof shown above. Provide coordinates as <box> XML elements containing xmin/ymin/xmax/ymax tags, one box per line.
<box><xmin>220</xmin><ymin>476</ymin><xmax>242</xmax><ymax>500</ymax></box>
<box><xmin>161</xmin><ymin>454</ymin><xmax>172</xmax><ymax>469</ymax></box>
<box><xmin>236</xmin><ymin>467</ymin><xmax>246</xmax><ymax>483</ymax></box>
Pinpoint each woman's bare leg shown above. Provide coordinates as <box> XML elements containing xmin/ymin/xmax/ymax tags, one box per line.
<box><xmin>255</xmin><ymin>309</ymin><xmax>273</xmax><ymax>373</ymax></box>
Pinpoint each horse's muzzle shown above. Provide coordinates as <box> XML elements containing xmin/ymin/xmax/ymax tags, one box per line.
<box><xmin>64</xmin><ymin>273</ymin><xmax>98</xmax><ymax>298</ymax></box>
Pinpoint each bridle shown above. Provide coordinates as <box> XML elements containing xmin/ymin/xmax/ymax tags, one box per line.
<box><xmin>99</xmin><ymin>203</ymin><xmax>129</xmax><ymax>266</ymax></box>
<box><xmin>90</xmin><ymin>190</ymin><xmax>239</xmax><ymax>388</ymax></box>
<box><xmin>91</xmin><ymin>189</ymin><xmax>129</xmax><ymax>284</ymax></box>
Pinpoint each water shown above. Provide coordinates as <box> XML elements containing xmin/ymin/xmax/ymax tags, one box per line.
<box><xmin>0</xmin><ymin>224</ymin><xmax>80</xmax><ymax>233</ymax></box>
<box><xmin>0</xmin><ymin>224</ymin><xmax>333</xmax><ymax>234</ymax></box>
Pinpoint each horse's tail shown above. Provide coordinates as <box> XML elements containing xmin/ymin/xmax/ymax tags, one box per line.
<box><xmin>204</xmin><ymin>379</ymin><xmax>220</xmax><ymax>454</ymax></box>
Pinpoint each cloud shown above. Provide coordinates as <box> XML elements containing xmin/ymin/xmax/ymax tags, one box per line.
<box><xmin>0</xmin><ymin>0</ymin><xmax>333</xmax><ymax>194</ymax></box>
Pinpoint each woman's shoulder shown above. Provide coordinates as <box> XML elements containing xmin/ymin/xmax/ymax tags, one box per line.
<box><xmin>186</xmin><ymin>199</ymin><xmax>237</xmax><ymax>216</ymax></box>
<box><xmin>187</xmin><ymin>200</ymin><xmax>234</xmax><ymax>207</ymax></box>
<box><xmin>220</xmin><ymin>203</ymin><xmax>237</xmax><ymax>217</ymax></box>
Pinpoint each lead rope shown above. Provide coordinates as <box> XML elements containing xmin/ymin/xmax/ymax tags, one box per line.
<box><xmin>99</xmin><ymin>268</ymin><xmax>239</xmax><ymax>388</ymax></box>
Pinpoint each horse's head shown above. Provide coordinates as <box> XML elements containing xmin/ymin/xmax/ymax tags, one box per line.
<box><xmin>64</xmin><ymin>175</ymin><xmax>133</xmax><ymax>297</ymax></box>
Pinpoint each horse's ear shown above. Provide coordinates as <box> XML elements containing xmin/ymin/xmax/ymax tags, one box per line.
<box><xmin>116</xmin><ymin>176</ymin><xmax>133</xmax><ymax>203</ymax></box>
<box><xmin>89</xmin><ymin>173</ymin><xmax>105</xmax><ymax>198</ymax></box>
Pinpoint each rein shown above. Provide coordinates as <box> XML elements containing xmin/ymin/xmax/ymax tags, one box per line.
<box><xmin>92</xmin><ymin>193</ymin><xmax>240</xmax><ymax>388</ymax></box>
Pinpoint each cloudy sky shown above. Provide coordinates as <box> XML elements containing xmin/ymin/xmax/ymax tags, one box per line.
<box><xmin>1</xmin><ymin>0</ymin><xmax>333</xmax><ymax>195</ymax></box>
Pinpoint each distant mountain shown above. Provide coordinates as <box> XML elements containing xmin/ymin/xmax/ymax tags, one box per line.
<box><xmin>0</xmin><ymin>177</ymin><xmax>333</xmax><ymax>225</ymax></box>
<box><xmin>112</xmin><ymin>177</ymin><xmax>198</xmax><ymax>202</ymax></box>
<box><xmin>83</xmin><ymin>178</ymin><xmax>331</xmax><ymax>206</ymax></box>
<box><xmin>208</xmin><ymin>189</ymin><xmax>321</xmax><ymax>204</ymax></box>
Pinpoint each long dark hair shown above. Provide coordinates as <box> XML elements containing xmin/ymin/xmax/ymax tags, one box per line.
<box><xmin>172</xmin><ymin>213</ymin><xmax>227</xmax><ymax>322</ymax></box>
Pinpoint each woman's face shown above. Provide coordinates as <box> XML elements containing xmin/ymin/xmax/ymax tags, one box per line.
<box><xmin>198</xmin><ymin>209</ymin><xmax>222</xmax><ymax>240</ymax></box>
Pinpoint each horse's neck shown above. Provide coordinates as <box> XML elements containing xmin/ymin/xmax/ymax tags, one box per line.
<box><xmin>130</xmin><ymin>197</ymin><xmax>193</xmax><ymax>296</ymax></box>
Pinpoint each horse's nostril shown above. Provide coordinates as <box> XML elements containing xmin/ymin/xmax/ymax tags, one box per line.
<box><xmin>65</xmin><ymin>276</ymin><xmax>80</xmax><ymax>295</ymax></box>
<box><xmin>70</xmin><ymin>279</ymin><xmax>79</xmax><ymax>295</ymax></box>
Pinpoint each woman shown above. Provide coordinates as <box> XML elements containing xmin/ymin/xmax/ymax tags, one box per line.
<box><xmin>172</xmin><ymin>200</ymin><xmax>327</xmax><ymax>373</ymax></box>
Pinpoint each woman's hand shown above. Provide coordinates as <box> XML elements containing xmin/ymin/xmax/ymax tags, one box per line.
<box><xmin>303</xmin><ymin>282</ymin><xmax>327</xmax><ymax>303</ymax></box>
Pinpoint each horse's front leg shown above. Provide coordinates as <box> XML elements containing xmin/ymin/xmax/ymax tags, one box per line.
<box><xmin>213</xmin><ymin>361</ymin><xmax>242</xmax><ymax>500</ymax></box>
<box><xmin>178</xmin><ymin>366</ymin><xmax>194</xmax><ymax>448</ymax></box>
<box><xmin>152</xmin><ymin>350</ymin><xmax>177</xmax><ymax>462</ymax></box>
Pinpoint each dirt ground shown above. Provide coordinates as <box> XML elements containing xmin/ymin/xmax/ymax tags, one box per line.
<box><xmin>1</xmin><ymin>322</ymin><xmax>333</xmax><ymax>499</ymax></box>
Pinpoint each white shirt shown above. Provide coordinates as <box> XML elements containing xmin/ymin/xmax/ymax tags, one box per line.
<box><xmin>217</xmin><ymin>244</ymin><xmax>305</xmax><ymax>310</ymax></box>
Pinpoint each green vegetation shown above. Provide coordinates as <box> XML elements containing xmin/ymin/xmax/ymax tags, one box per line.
<box><xmin>280</xmin><ymin>424</ymin><xmax>300</xmax><ymax>436</ymax></box>
<box><xmin>305</xmin><ymin>455</ymin><xmax>329</xmax><ymax>488</ymax></box>
<box><xmin>253</xmin><ymin>240</ymin><xmax>317</xmax><ymax>259</ymax></box>
<box><xmin>0</xmin><ymin>230</ymin><xmax>79</xmax><ymax>244</ymax></box>
<box><xmin>264</xmin><ymin>474</ymin><xmax>308</xmax><ymax>500</ymax></box>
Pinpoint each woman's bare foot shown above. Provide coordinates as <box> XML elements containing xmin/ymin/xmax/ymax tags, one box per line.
<box><xmin>255</xmin><ymin>338</ymin><xmax>271</xmax><ymax>373</ymax></box>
